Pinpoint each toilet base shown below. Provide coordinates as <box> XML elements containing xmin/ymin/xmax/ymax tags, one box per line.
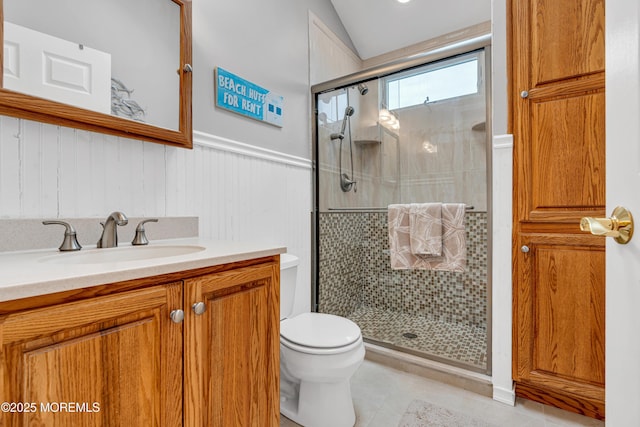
<box><xmin>280</xmin><ymin>377</ymin><xmax>356</xmax><ymax>427</ymax></box>
<box><xmin>279</xmin><ymin>313</ymin><xmax>364</xmax><ymax>427</ymax></box>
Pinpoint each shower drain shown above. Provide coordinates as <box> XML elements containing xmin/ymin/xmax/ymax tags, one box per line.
<box><xmin>402</xmin><ymin>332</ymin><xmax>418</xmax><ymax>339</ymax></box>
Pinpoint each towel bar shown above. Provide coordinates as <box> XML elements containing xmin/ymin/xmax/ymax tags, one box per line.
<box><xmin>327</xmin><ymin>205</ymin><xmax>477</xmax><ymax>212</ymax></box>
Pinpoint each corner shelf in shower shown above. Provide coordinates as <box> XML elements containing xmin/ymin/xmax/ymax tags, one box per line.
<box><xmin>354</xmin><ymin>139</ymin><xmax>381</xmax><ymax>146</ymax></box>
<box><xmin>471</xmin><ymin>121</ymin><xmax>486</xmax><ymax>131</ymax></box>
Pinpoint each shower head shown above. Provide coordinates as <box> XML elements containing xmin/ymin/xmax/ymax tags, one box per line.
<box><xmin>339</xmin><ymin>106</ymin><xmax>354</xmax><ymax>135</ymax></box>
<box><xmin>357</xmin><ymin>83</ymin><xmax>369</xmax><ymax>96</ymax></box>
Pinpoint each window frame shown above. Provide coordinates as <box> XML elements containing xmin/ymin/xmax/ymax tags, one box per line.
<box><xmin>384</xmin><ymin>50</ymin><xmax>484</xmax><ymax>111</ymax></box>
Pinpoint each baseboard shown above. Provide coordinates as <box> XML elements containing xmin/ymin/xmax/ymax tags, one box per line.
<box><xmin>364</xmin><ymin>342</ymin><xmax>493</xmax><ymax>398</ymax></box>
<box><xmin>492</xmin><ymin>384</ymin><xmax>516</xmax><ymax>406</ymax></box>
<box><xmin>515</xmin><ymin>382</ymin><xmax>604</xmax><ymax>421</ymax></box>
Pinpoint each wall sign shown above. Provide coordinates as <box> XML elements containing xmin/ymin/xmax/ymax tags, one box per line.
<box><xmin>215</xmin><ymin>67</ymin><xmax>283</xmax><ymax>127</ymax></box>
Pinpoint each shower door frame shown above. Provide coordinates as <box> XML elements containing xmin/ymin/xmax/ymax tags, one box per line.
<box><xmin>311</xmin><ymin>35</ymin><xmax>493</xmax><ymax>375</ymax></box>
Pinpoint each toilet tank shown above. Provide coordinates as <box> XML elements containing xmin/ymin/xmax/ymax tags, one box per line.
<box><xmin>280</xmin><ymin>253</ymin><xmax>299</xmax><ymax>320</ymax></box>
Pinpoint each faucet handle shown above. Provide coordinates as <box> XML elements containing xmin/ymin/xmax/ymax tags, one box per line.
<box><xmin>132</xmin><ymin>219</ymin><xmax>159</xmax><ymax>246</ymax></box>
<box><xmin>43</xmin><ymin>221</ymin><xmax>82</xmax><ymax>251</ymax></box>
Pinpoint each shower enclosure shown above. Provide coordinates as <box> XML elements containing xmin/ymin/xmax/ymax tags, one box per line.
<box><xmin>312</xmin><ymin>39</ymin><xmax>491</xmax><ymax>374</ymax></box>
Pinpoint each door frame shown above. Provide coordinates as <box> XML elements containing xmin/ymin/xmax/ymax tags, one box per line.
<box><xmin>605</xmin><ymin>0</ymin><xmax>640</xmax><ymax>424</ymax></box>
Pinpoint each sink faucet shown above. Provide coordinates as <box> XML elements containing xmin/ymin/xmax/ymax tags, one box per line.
<box><xmin>97</xmin><ymin>211</ymin><xmax>128</xmax><ymax>248</ymax></box>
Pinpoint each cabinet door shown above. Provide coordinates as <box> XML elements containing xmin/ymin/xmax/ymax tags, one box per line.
<box><xmin>0</xmin><ymin>284</ymin><xmax>183</xmax><ymax>427</ymax></box>
<box><xmin>184</xmin><ymin>262</ymin><xmax>279</xmax><ymax>427</ymax></box>
<box><xmin>510</xmin><ymin>0</ymin><xmax>606</xmax><ymax>419</ymax></box>
<box><xmin>515</xmin><ymin>233</ymin><xmax>605</xmax><ymax>417</ymax></box>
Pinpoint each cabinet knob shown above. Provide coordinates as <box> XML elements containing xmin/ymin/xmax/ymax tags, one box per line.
<box><xmin>192</xmin><ymin>302</ymin><xmax>206</xmax><ymax>315</ymax></box>
<box><xmin>521</xmin><ymin>245</ymin><xmax>530</xmax><ymax>253</ymax></box>
<box><xmin>520</xmin><ymin>90</ymin><xmax>529</xmax><ymax>99</ymax></box>
<box><xmin>169</xmin><ymin>309</ymin><xmax>184</xmax><ymax>323</ymax></box>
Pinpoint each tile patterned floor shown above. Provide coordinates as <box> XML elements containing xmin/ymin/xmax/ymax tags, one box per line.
<box><xmin>280</xmin><ymin>359</ymin><xmax>605</xmax><ymax>427</ymax></box>
<box><xmin>347</xmin><ymin>306</ymin><xmax>487</xmax><ymax>370</ymax></box>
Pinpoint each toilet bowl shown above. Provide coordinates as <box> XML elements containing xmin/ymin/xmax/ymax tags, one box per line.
<box><xmin>279</xmin><ymin>254</ymin><xmax>365</xmax><ymax>427</ymax></box>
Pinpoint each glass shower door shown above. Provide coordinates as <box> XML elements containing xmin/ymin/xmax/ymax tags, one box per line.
<box><xmin>315</xmin><ymin>48</ymin><xmax>490</xmax><ymax>373</ymax></box>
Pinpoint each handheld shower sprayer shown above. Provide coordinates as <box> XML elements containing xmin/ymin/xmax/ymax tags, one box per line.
<box><xmin>330</xmin><ymin>106</ymin><xmax>355</xmax><ymax>141</ymax></box>
<box><xmin>328</xmin><ymin>106</ymin><xmax>357</xmax><ymax>193</ymax></box>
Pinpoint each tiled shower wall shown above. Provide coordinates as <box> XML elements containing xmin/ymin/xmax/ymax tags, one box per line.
<box><xmin>318</xmin><ymin>211</ymin><xmax>487</xmax><ymax>328</ymax></box>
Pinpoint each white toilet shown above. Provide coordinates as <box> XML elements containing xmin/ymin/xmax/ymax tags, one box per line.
<box><xmin>279</xmin><ymin>253</ymin><xmax>365</xmax><ymax>427</ymax></box>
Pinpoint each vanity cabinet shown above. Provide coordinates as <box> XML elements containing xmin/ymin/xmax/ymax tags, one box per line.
<box><xmin>184</xmin><ymin>262</ymin><xmax>280</xmax><ymax>426</ymax></box>
<box><xmin>0</xmin><ymin>283</ymin><xmax>184</xmax><ymax>426</ymax></box>
<box><xmin>0</xmin><ymin>256</ymin><xmax>279</xmax><ymax>427</ymax></box>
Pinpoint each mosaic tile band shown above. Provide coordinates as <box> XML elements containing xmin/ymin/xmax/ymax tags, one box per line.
<box><xmin>318</xmin><ymin>211</ymin><xmax>488</xmax><ymax>369</ymax></box>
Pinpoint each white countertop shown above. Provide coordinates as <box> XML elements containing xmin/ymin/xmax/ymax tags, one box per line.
<box><xmin>0</xmin><ymin>238</ymin><xmax>286</xmax><ymax>303</ymax></box>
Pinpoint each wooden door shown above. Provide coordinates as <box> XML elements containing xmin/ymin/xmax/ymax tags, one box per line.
<box><xmin>510</xmin><ymin>0</ymin><xmax>606</xmax><ymax>419</ymax></box>
<box><xmin>0</xmin><ymin>284</ymin><xmax>183</xmax><ymax>427</ymax></box>
<box><xmin>184</xmin><ymin>261</ymin><xmax>280</xmax><ymax>427</ymax></box>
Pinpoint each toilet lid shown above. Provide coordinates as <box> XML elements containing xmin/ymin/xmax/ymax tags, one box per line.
<box><xmin>280</xmin><ymin>312</ymin><xmax>361</xmax><ymax>349</ymax></box>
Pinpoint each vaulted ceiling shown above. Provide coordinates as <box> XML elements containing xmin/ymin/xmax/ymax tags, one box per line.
<box><xmin>330</xmin><ymin>0</ymin><xmax>491</xmax><ymax>60</ymax></box>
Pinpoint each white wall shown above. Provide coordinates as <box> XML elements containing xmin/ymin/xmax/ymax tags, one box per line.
<box><xmin>491</xmin><ymin>2</ymin><xmax>508</xmax><ymax>137</ymax></box>
<box><xmin>192</xmin><ymin>0</ymin><xmax>354</xmax><ymax>159</ymax></box>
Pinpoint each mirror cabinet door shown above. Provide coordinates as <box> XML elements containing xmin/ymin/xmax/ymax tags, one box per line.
<box><xmin>0</xmin><ymin>0</ymin><xmax>192</xmax><ymax>148</ymax></box>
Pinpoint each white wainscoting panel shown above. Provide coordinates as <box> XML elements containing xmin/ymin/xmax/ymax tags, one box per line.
<box><xmin>0</xmin><ymin>116</ymin><xmax>313</xmax><ymax>312</ymax></box>
<box><xmin>491</xmin><ymin>134</ymin><xmax>515</xmax><ymax>405</ymax></box>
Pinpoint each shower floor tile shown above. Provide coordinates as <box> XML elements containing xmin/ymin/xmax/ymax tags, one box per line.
<box><xmin>347</xmin><ymin>306</ymin><xmax>487</xmax><ymax>371</ymax></box>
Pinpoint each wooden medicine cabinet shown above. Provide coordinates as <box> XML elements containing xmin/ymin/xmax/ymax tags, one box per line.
<box><xmin>0</xmin><ymin>0</ymin><xmax>192</xmax><ymax>148</ymax></box>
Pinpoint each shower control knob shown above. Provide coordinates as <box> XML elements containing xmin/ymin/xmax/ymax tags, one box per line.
<box><xmin>521</xmin><ymin>245</ymin><xmax>530</xmax><ymax>253</ymax></box>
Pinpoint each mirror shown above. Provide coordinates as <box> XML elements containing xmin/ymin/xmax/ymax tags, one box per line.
<box><xmin>0</xmin><ymin>0</ymin><xmax>192</xmax><ymax>148</ymax></box>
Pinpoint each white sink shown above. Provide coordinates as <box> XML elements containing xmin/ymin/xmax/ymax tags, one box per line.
<box><xmin>39</xmin><ymin>245</ymin><xmax>206</xmax><ymax>265</ymax></box>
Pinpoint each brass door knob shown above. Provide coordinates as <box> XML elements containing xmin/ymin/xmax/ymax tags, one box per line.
<box><xmin>580</xmin><ymin>206</ymin><xmax>634</xmax><ymax>244</ymax></box>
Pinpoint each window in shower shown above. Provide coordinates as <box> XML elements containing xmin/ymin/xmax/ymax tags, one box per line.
<box><xmin>387</xmin><ymin>53</ymin><xmax>480</xmax><ymax>109</ymax></box>
<box><xmin>314</xmin><ymin>47</ymin><xmax>490</xmax><ymax>375</ymax></box>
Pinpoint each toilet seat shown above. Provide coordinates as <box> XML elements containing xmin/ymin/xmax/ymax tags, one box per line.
<box><xmin>280</xmin><ymin>334</ymin><xmax>363</xmax><ymax>355</ymax></box>
<box><xmin>280</xmin><ymin>312</ymin><xmax>362</xmax><ymax>355</ymax></box>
